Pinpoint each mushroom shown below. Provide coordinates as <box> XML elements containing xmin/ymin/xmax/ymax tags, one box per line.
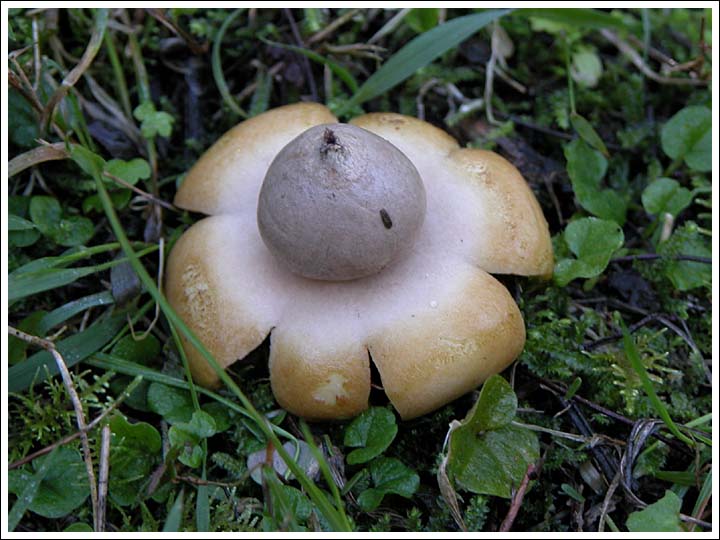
<box><xmin>166</xmin><ymin>103</ymin><xmax>553</xmax><ymax>420</ymax></box>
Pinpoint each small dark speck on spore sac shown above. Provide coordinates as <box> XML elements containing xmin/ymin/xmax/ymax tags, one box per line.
<box><xmin>380</xmin><ymin>208</ymin><xmax>392</xmax><ymax>229</ymax></box>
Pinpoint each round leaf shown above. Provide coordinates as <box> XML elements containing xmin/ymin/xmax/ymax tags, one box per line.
<box><xmin>554</xmin><ymin>217</ymin><xmax>624</xmax><ymax>286</ymax></box>
<box><xmin>641</xmin><ymin>177</ymin><xmax>693</xmax><ymax>217</ymax></box>
<box><xmin>8</xmin><ymin>447</ymin><xmax>89</xmax><ymax>518</ymax></box>
<box><xmin>356</xmin><ymin>457</ymin><xmax>420</xmax><ymax>511</ymax></box>
<box><xmin>661</xmin><ymin>105</ymin><xmax>711</xmax><ymax>172</ymax></box>
<box><xmin>343</xmin><ymin>407</ymin><xmax>398</xmax><ymax>465</ymax></box>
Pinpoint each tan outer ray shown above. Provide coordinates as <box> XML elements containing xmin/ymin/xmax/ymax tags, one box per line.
<box><xmin>269</xmin><ymin>327</ymin><xmax>371</xmax><ymax>420</ymax></box>
<box><xmin>165</xmin><ymin>214</ymin><xmax>289</xmax><ymax>387</ymax></box>
<box><xmin>366</xmin><ymin>264</ymin><xmax>526</xmax><ymax>419</ymax></box>
<box><xmin>350</xmin><ymin>113</ymin><xmax>553</xmax><ymax>277</ymax></box>
<box><xmin>174</xmin><ymin>103</ymin><xmax>337</xmax><ymax>216</ymax></box>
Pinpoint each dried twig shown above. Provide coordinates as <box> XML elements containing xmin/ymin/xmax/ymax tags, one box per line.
<box><xmin>499</xmin><ymin>463</ymin><xmax>537</xmax><ymax>531</ymax></box>
<box><xmin>103</xmin><ymin>171</ymin><xmax>177</xmax><ymax>212</ymax></box>
<box><xmin>97</xmin><ymin>425</ymin><xmax>111</xmax><ymax>532</ymax></box>
<box><xmin>146</xmin><ymin>8</ymin><xmax>207</xmax><ymax>55</ymax></box>
<box><xmin>8</xmin><ymin>142</ymin><xmax>69</xmax><ymax>178</ymax></box>
<box><xmin>284</xmin><ymin>8</ymin><xmax>318</xmax><ymax>102</ymax></box>
<box><xmin>307</xmin><ymin>9</ymin><xmax>362</xmax><ymax>45</ymax></box>
<box><xmin>40</xmin><ymin>9</ymin><xmax>109</xmax><ymax>133</ymax></box>
<box><xmin>8</xmin><ymin>327</ymin><xmax>100</xmax><ymax>531</ymax></box>
<box><xmin>600</xmin><ymin>28</ymin><xmax>709</xmax><ymax>87</ymax></box>
<box><xmin>8</xmin><ymin>375</ymin><xmax>144</xmax><ymax>470</ymax></box>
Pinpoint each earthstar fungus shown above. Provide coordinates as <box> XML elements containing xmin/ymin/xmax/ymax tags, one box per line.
<box><xmin>166</xmin><ymin>103</ymin><xmax>553</xmax><ymax>420</ymax></box>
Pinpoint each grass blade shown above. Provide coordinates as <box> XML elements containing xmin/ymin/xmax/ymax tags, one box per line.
<box><xmin>338</xmin><ymin>9</ymin><xmax>510</xmax><ymax>115</ymax></box>
<box><xmin>620</xmin><ymin>321</ymin><xmax>696</xmax><ymax>447</ymax></box>
<box><xmin>162</xmin><ymin>489</ymin><xmax>184</xmax><ymax>532</ymax></box>
<box><xmin>196</xmin><ymin>467</ymin><xmax>210</xmax><ymax>532</ymax></box>
<box><xmin>9</xmin><ymin>245</ymin><xmax>157</xmax><ymax>302</ymax></box>
<box><xmin>518</xmin><ymin>8</ymin><xmax>635</xmax><ymax>32</ymax></box>
<box><xmin>38</xmin><ymin>291</ymin><xmax>115</xmax><ymax>335</ymax></box>
<box><xmin>212</xmin><ymin>8</ymin><xmax>247</xmax><ymax>118</ymax></box>
<box><xmin>262</xmin><ymin>38</ymin><xmax>359</xmax><ymax>93</ymax></box>
<box><xmin>8</xmin><ymin>315</ymin><xmax>126</xmax><ymax>393</ymax></box>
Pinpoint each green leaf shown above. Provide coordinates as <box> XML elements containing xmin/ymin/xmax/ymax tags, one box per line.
<box><xmin>449</xmin><ymin>425</ymin><xmax>538</xmax><ymax>499</ymax></box>
<box><xmin>134</xmin><ymin>101</ymin><xmax>174</xmax><ymax>138</ymax></box>
<box><xmin>405</xmin><ymin>8</ymin><xmax>440</xmax><ymax>33</ymax></box>
<box><xmin>570</xmin><ymin>49</ymin><xmax>603</xmax><ymax>88</ymax></box>
<box><xmin>8</xmin><ymin>447</ymin><xmax>59</xmax><ymax>530</ymax></box>
<box><xmin>626</xmin><ymin>491</ymin><xmax>683</xmax><ymax>532</ymax></box>
<box><xmin>30</xmin><ymin>191</ymin><xmax>95</xmax><ymax>247</ymax></box>
<box><xmin>657</xmin><ymin>222</ymin><xmax>711</xmax><ymax>291</ymax></box>
<box><xmin>63</xmin><ymin>523</ymin><xmax>94</xmax><ymax>532</ymax></box>
<box><xmin>83</xmin><ymin>190</ymin><xmax>132</xmax><ymax>214</ymax></box>
<box><xmin>110</xmin><ymin>413</ymin><xmax>162</xmax><ymax>454</ymax></box>
<box><xmin>621</xmin><ymin>321</ymin><xmax>699</xmax><ymax>447</ymax></box>
<box><xmin>641</xmin><ymin>177</ymin><xmax>693</xmax><ymax>217</ymax></box>
<box><xmin>9</xmin><ymin>87</ymin><xmax>40</xmax><ymax>148</ymax></box>
<box><xmin>339</xmin><ymin>9</ymin><xmax>510</xmax><ymax>115</ymax></box>
<box><xmin>554</xmin><ymin>217</ymin><xmax>625</xmax><ymax>286</ymax></box>
<box><xmin>38</xmin><ymin>291</ymin><xmax>115</xmax><ymax>335</ymax></box>
<box><xmin>51</xmin><ymin>215</ymin><xmax>96</xmax><ymax>247</ymax></box>
<box><xmin>147</xmin><ymin>382</ymin><xmax>194</xmax><ymax>424</ymax></box>
<box><xmin>344</xmin><ymin>407</ymin><xmax>398</xmax><ymax>464</ymax></box>
<box><xmin>201</xmin><ymin>401</ymin><xmax>235</xmax><ymax>433</ymax></box>
<box><xmin>178</xmin><ymin>410</ymin><xmax>218</xmax><ymax>439</ymax></box>
<box><xmin>519</xmin><ymin>8</ymin><xmax>632</xmax><ymax>32</ymax></box>
<box><xmin>111</xmin><ymin>334</ymin><xmax>161</xmax><ymax>365</ymax></box>
<box><xmin>70</xmin><ymin>144</ymin><xmax>106</xmax><ymax>178</ymax></box>
<box><xmin>8</xmin><ymin>447</ymin><xmax>89</xmax><ymax>521</ymax></box>
<box><xmin>8</xmin><ymin>314</ymin><xmax>126</xmax><ymax>393</ymax></box>
<box><xmin>447</xmin><ymin>376</ymin><xmax>539</xmax><ymax>498</ymax></box>
<box><xmin>357</xmin><ymin>457</ymin><xmax>420</xmax><ymax>511</ymax></box>
<box><xmin>8</xmin><ymin>311</ymin><xmax>47</xmax><ymax>365</ymax></box>
<box><xmin>463</xmin><ymin>374</ymin><xmax>517</xmax><ymax>432</ymax></box>
<box><xmin>105</xmin><ymin>158</ymin><xmax>151</xmax><ymax>186</ymax></box>
<box><xmin>9</xmin><ymin>214</ymin><xmax>37</xmax><ymax>231</ymax></box>
<box><xmin>29</xmin><ymin>196</ymin><xmax>63</xmax><ymax>234</ymax></box>
<box><xmin>564</xmin><ymin>139</ymin><xmax>626</xmax><ymax>223</ymax></box>
<box><xmin>570</xmin><ymin>113</ymin><xmax>608</xmax><ymax>157</ymax></box>
<box><xmin>109</xmin><ymin>414</ymin><xmax>162</xmax><ymax>506</ymax></box>
<box><xmin>661</xmin><ymin>105</ymin><xmax>712</xmax><ymax>172</ymax></box>
<box><xmin>163</xmin><ymin>490</ymin><xmax>185</xmax><ymax>532</ymax></box>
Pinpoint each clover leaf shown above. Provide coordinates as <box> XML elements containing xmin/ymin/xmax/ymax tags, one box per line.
<box><xmin>626</xmin><ymin>491</ymin><xmax>683</xmax><ymax>532</ymax></box>
<box><xmin>8</xmin><ymin>447</ymin><xmax>89</xmax><ymax>519</ymax></box>
<box><xmin>641</xmin><ymin>177</ymin><xmax>693</xmax><ymax>218</ymax></box>
<box><xmin>447</xmin><ymin>375</ymin><xmax>539</xmax><ymax>499</ymax></box>
<box><xmin>134</xmin><ymin>101</ymin><xmax>174</xmax><ymax>139</ymax></box>
<box><xmin>105</xmin><ymin>158</ymin><xmax>151</xmax><ymax>186</ymax></box>
<box><xmin>554</xmin><ymin>217</ymin><xmax>625</xmax><ymax>286</ymax></box>
<box><xmin>168</xmin><ymin>410</ymin><xmax>217</xmax><ymax>468</ymax></box>
<box><xmin>564</xmin><ymin>138</ymin><xmax>626</xmax><ymax>224</ymax></box>
<box><xmin>356</xmin><ymin>457</ymin><xmax>420</xmax><ymax>511</ymax></box>
<box><xmin>109</xmin><ymin>414</ymin><xmax>162</xmax><ymax>506</ymax></box>
<box><xmin>661</xmin><ymin>105</ymin><xmax>711</xmax><ymax>172</ymax></box>
<box><xmin>344</xmin><ymin>406</ymin><xmax>398</xmax><ymax>464</ymax></box>
<box><xmin>147</xmin><ymin>382</ymin><xmax>194</xmax><ymax>424</ymax></box>
<box><xmin>29</xmin><ymin>196</ymin><xmax>95</xmax><ymax>247</ymax></box>
<box><xmin>657</xmin><ymin>222</ymin><xmax>711</xmax><ymax>291</ymax></box>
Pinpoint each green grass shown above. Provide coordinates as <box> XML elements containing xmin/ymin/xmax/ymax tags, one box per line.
<box><xmin>6</xmin><ymin>7</ymin><xmax>713</xmax><ymax>532</ymax></box>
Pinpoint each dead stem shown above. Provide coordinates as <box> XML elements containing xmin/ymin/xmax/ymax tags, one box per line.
<box><xmin>499</xmin><ymin>463</ymin><xmax>537</xmax><ymax>531</ymax></box>
<box><xmin>8</xmin><ymin>326</ymin><xmax>100</xmax><ymax>531</ymax></box>
<box><xmin>600</xmin><ymin>28</ymin><xmax>709</xmax><ymax>87</ymax></box>
<box><xmin>8</xmin><ymin>375</ymin><xmax>142</xmax><ymax>471</ymax></box>
<box><xmin>97</xmin><ymin>425</ymin><xmax>111</xmax><ymax>532</ymax></box>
